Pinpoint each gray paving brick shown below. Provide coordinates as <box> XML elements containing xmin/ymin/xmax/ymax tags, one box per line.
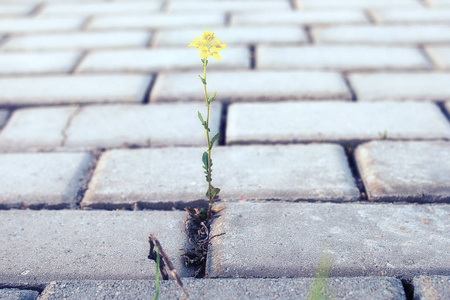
<box><xmin>65</xmin><ymin>103</ymin><xmax>221</xmax><ymax>149</ymax></box>
<box><xmin>0</xmin><ymin>152</ymin><xmax>92</xmax><ymax>208</ymax></box>
<box><xmin>378</xmin><ymin>8</ymin><xmax>450</xmax><ymax>23</ymax></box>
<box><xmin>313</xmin><ymin>25</ymin><xmax>450</xmax><ymax>44</ymax></box>
<box><xmin>153</xmin><ymin>26</ymin><xmax>307</xmax><ymax>46</ymax></box>
<box><xmin>296</xmin><ymin>0</ymin><xmax>423</xmax><ymax>9</ymax></box>
<box><xmin>0</xmin><ymin>288</ymin><xmax>38</xmax><ymax>300</ymax></box>
<box><xmin>426</xmin><ymin>46</ymin><xmax>450</xmax><ymax>69</ymax></box>
<box><xmin>0</xmin><ymin>106</ymin><xmax>76</xmax><ymax>151</ymax></box>
<box><xmin>88</xmin><ymin>13</ymin><xmax>224</xmax><ymax>30</ymax></box>
<box><xmin>0</xmin><ymin>4</ymin><xmax>36</xmax><ymax>16</ymax></box>
<box><xmin>82</xmin><ymin>144</ymin><xmax>359</xmax><ymax>209</ymax></box>
<box><xmin>355</xmin><ymin>141</ymin><xmax>450</xmax><ymax>202</ymax></box>
<box><xmin>257</xmin><ymin>46</ymin><xmax>429</xmax><ymax>70</ymax></box>
<box><xmin>207</xmin><ymin>202</ymin><xmax>450</xmax><ymax>278</ymax></box>
<box><xmin>3</xmin><ymin>31</ymin><xmax>151</xmax><ymax>51</ymax></box>
<box><xmin>77</xmin><ymin>47</ymin><xmax>249</xmax><ymax>73</ymax></box>
<box><xmin>0</xmin><ymin>51</ymin><xmax>81</xmax><ymax>75</ymax></box>
<box><xmin>167</xmin><ymin>1</ymin><xmax>290</xmax><ymax>12</ymax></box>
<box><xmin>38</xmin><ymin>278</ymin><xmax>406</xmax><ymax>300</ymax></box>
<box><xmin>413</xmin><ymin>276</ymin><xmax>450</xmax><ymax>300</ymax></box>
<box><xmin>0</xmin><ymin>210</ymin><xmax>190</xmax><ymax>285</ymax></box>
<box><xmin>0</xmin><ymin>75</ymin><xmax>151</xmax><ymax>106</ymax></box>
<box><xmin>231</xmin><ymin>11</ymin><xmax>369</xmax><ymax>26</ymax></box>
<box><xmin>40</xmin><ymin>1</ymin><xmax>162</xmax><ymax>15</ymax></box>
<box><xmin>150</xmin><ymin>71</ymin><xmax>350</xmax><ymax>102</ymax></box>
<box><xmin>0</xmin><ymin>110</ymin><xmax>9</xmax><ymax>129</ymax></box>
<box><xmin>0</xmin><ymin>17</ymin><xmax>84</xmax><ymax>34</ymax></box>
<box><xmin>349</xmin><ymin>72</ymin><xmax>450</xmax><ymax>101</ymax></box>
<box><xmin>226</xmin><ymin>102</ymin><xmax>450</xmax><ymax>144</ymax></box>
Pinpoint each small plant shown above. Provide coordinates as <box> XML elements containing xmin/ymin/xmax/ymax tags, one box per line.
<box><xmin>378</xmin><ymin>130</ymin><xmax>388</xmax><ymax>139</ymax></box>
<box><xmin>188</xmin><ymin>31</ymin><xmax>226</xmax><ymax>220</ymax></box>
<box><xmin>308</xmin><ymin>252</ymin><xmax>333</xmax><ymax>300</ymax></box>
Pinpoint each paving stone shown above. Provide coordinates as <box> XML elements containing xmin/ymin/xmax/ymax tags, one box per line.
<box><xmin>0</xmin><ymin>51</ymin><xmax>81</xmax><ymax>75</ymax></box>
<box><xmin>77</xmin><ymin>47</ymin><xmax>249</xmax><ymax>73</ymax></box>
<box><xmin>38</xmin><ymin>277</ymin><xmax>406</xmax><ymax>300</ymax></box>
<box><xmin>3</xmin><ymin>31</ymin><xmax>151</xmax><ymax>51</ymax></box>
<box><xmin>257</xmin><ymin>46</ymin><xmax>429</xmax><ymax>70</ymax></box>
<box><xmin>65</xmin><ymin>103</ymin><xmax>221</xmax><ymax>149</ymax></box>
<box><xmin>231</xmin><ymin>11</ymin><xmax>369</xmax><ymax>26</ymax></box>
<box><xmin>207</xmin><ymin>202</ymin><xmax>450</xmax><ymax>278</ymax></box>
<box><xmin>0</xmin><ymin>75</ymin><xmax>151</xmax><ymax>106</ymax></box>
<box><xmin>0</xmin><ymin>4</ymin><xmax>36</xmax><ymax>16</ymax></box>
<box><xmin>0</xmin><ymin>210</ymin><xmax>190</xmax><ymax>285</ymax></box>
<box><xmin>226</xmin><ymin>102</ymin><xmax>450</xmax><ymax>144</ymax></box>
<box><xmin>378</xmin><ymin>8</ymin><xmax>450</xmax><ymax>23</ymax></box>
<box><xmin>153</xmin><ymin>26</ymin><xmax>307</xmax><ymax>46</ymax></box>
<box><xmin>313</xmin><ymin>25</ymin><xmax>450</xmax><ymax>44</ymax></box>
<box><xmin>0</xmin><ymin>152</ymin><xmax>92</xmax><ymax>208</ymax></box>
<box><xmin>0</xmin><ymin>110</ymin><xmax>9</xmax><ymax>129</ymax></box>
<box><xmin>150</xmin><ymin>71</ymin><xmax>350</xmax><ymax>102</ymax></box>
<box><xmin>425</xmin><ymin>46</ymin><xmax>450</xmax><ymax>69</ymax></box>
<box><xmin>349</xmin><ymin>72</ymin><xmax>450</xmax><ymax>101</ymax></box>
<box><xmin>413</xmin><ymin>276</ymin><xmax>450</xmax><ymax>300</ymax></box>
<box><xmin>0</xmin><ymin>17</ymin><xmax>84</xmax><ymax>34</ymax></box>
<box><xmin>295</xmin><ymin>0</ymin><xmax>423</xmax><ymax>9</ymax></box>
<box><xmin>82</xmin><ymin>144</ymin><xmax>359</xmax><ymax>209</ymax></box>
<box><xmin>88</xmin><ymin>13</ymin><xmax>224</xmax><ymax>30</ymax></box>
<box><xmin>0</xmin><ymin>288</ymin><xmax>38</xmax><ymax>300</ymax></box>
<box><xmin>0</xmin><ymin>106</ymin><xmax>76</xmax><ymax>151</ymax></box>
<box><xmin>167</xmin><ymin>1</ymin><xmax>290</xmax><ymax>12</ymax></box>
<box><xmin>355</xmin><ymin>141</ymin><xmax>450</xmax><ymax>202</ymax></box>
<box><xmin>40</xmin><ymin>1</ymin><xmax>162</xmax><ymax>15</ymax></box>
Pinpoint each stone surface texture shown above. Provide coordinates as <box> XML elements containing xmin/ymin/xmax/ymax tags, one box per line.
<box><xmin>413</xmin><ymin>276</ymin><xmax>450</xmax><ymax>300</ymax></box>
<box><xmin>355</xmin><ymin>141</ymin><xmax>450</xmax><ymax>202</ymax></box>
<box><xmin>0</xmin><ymin>75</ymin><xmax>152</xmax><ymax>105</ymax></box>
<box><xmin>0</xmin><ymin>152</ymin><xmax>92</xmax><ymax>208</ymax></box>
<box><xmin>0</xmin><ymin>210</ymin><xmax>191</xmax><ymax>285</ymax></box>
<box><xmin>207</xmin><ymin>202</ymin><xmax>450</xmax><ymax>278</ymax></box>
<box><xmin>39</xmin><ymin>278</ymin><xmax>406</xmax><ymax>300</ymax></box>
<box><xmin>0</xmin><ymin>0</ymin><xmax>449</xmax><ymax>295</ymax></box>
<box><xmin>0</xmin><ymin>289</ymin><xmax>38</xmax><ymax>300</ymax></box>
<box><xmin>151</xmin><ymin>71</ymin><xmax>350</xmax><ymax>102</ymax></box>
<box><xmin>226</xmin><ymin>101</ymin><xmax>450</xmax><ymax>143</ymax></box>
<box><xmin>82</xmin><ymin>144</ymin><xmax>359</xmax><ymax>209</ymax></box>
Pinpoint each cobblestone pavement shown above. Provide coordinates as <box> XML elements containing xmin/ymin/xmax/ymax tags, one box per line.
<box><xmin>0</xmin><ymin>0</ymin><xmax>449</xmax><ymax>299</ymax></box>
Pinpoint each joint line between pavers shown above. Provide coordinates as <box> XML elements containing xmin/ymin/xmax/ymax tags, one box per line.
<box><xmin>60</xmin><ymin>106</ymin><xmax>82</xmax><ymax>147</ymax></box>
<box><xmin>160</xmin><ymin>0</ymin><xmax>169</xmax><ymax>13</ymax></box>
<box><xmin>289</xmin><ymin>0</ymin><xmax>299</xmax><ymax>10</ymax></box>
<box><xmin>80</xmin><ymin>16</ymin><xmax>94</xmax><ymax>31</ymax></box>
<box><xmin>436</xmin><ymin>101</ymin><xmax>450</xmax><ymax>125</ymax></box>
<box><xmin>218</xmin><ymin>101</ymin><xmax>230</xmax><ymax>146</ymax></box>
<box><xmin>342</xmin><ymin>72</ymin><xmax>358</xmax><ymax>101</ymax></box>
<box><xmin>364</xmin><ymin>9</ymin><xmax>383</xmax><ymax>25</ymax></box>
<box><xmin>69</xmin><ymin>51</ymin><xmax>88</xmax><ymax>74</ymax></box>
<box><xmin>249</xmin><ymin>44</ymin><xmax>256</xmax><ymax>69</ymax></box>
<box><xmin>344</xmin><ymin>142</ymin><xmax>368</xmax><ymax>201</ymax></box>
<box><xmin>76</xmin><ymin>149</ymin><xmax>105</xmax><ymax>209</ymax></box>
<box><xmin>401</xmin><ymin>278</ymin><xmax>415</xmax><ymax>300</ymax></box>
<box><xmin>418</xmin><ymin>44</ymin><xmax>437</xmax><ymax>70</ymax></box>
<box><xmin>28</xmin><ymin>3</ymin><xmax>45</xmax><ymax>16</ymax></box>
<box><xmin>142</xmin><ymin>73</ymin><xmax>157</xmax><ymax>104</ymax></box>
<box><xmin>302</xmin><ymin>25</ymin><xmax>315</xmax><ymax>44</ymax></box>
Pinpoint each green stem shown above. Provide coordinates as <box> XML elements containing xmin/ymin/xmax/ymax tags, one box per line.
<box><xmin>202</xmin><ymin>60</ymin><xmax>213</xmax><ymax>219</ymax></box>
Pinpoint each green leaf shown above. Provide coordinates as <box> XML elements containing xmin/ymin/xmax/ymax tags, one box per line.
<box><xmin>198</xmin><ymin>75</ymin><xmax>206</xmax><ymax>85</ymax></box>
<box><xmin>207</xmin><ymin>91</ymin><xmax>217</xmax><ymax>104</ymax></box>
<box><xmin>198</xmin><ymin>111</ymin><xmax>204</xmax><ymax>124</ymax></box>
<box><xmin>209</xmin><ymin>133</ymin><xmax>220</xmax><ymax>150</ymax></box>
<box><xmin>206</xmin><ymin>187</ymin><xmax>220</xmax><ymax>198</ymax></box>
<box><xmin>202</xmin><ymin>151</ymin><xmax>209</xmax><ymax>169</ymax></box>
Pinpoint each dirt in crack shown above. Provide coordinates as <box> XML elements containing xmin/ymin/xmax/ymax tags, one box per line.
<box><xmin>182</xmin><ymin>207</ymin><xmax>225</xmax><ymax>278</ymax></box>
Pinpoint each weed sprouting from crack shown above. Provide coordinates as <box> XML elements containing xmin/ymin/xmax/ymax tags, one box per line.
<box><xmin>182</xmin><ymin>207</ymin><xmax>225</xmax><ymax>278</ymax></box>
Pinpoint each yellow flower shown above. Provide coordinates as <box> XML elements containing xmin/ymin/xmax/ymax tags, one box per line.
<box><xmin>189</xmin><ymin>31</ymin><xmax>226</xmax><ymax>60</ymax></box>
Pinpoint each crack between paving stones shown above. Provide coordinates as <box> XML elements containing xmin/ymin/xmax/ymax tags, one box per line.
<box><xmin>289</xmin><ymin>0</ymin><xmax>299</xmax><ymax>10</ymax></box>
<box><xmin>418</xmin><ymin>45</ymin><xmax>439</xmax><ymax>70</ymax></box>
<box><xmin>0</xmin><ymin>283</ymin><xmax>45</xmax><ymax>293</ymax></box>
<box><xmin>74</xmin><ymin>149</ymin><xmax>104</xmax><ymax>209</ymax></box>
<box><xmin>303</xmin><ymin>25</ymin><xmax>314</xmax><ymax>44</ymax></box>
<box><xmin>69</xmin><ymin>51</ymin><xmax>88</xmax><ymax>74</ymax></box>
<box><xmin>224</xmin><ymin>12</ymin><xmax>232</xmax><ymax>26</ymax></box>
<box><xmin>60</xmin><ymin>106</ymin><xmax>82</xmax><ymax>147</ymax></box>
<box><xmin>364</xmin><ymin>9</ymin><xmax>382</xmax><ymax>25</ymax></box>
<box><xmin>249</xmin><ymin>45</ymin><xmax>256</xmax><ymax>69</ymax></box>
